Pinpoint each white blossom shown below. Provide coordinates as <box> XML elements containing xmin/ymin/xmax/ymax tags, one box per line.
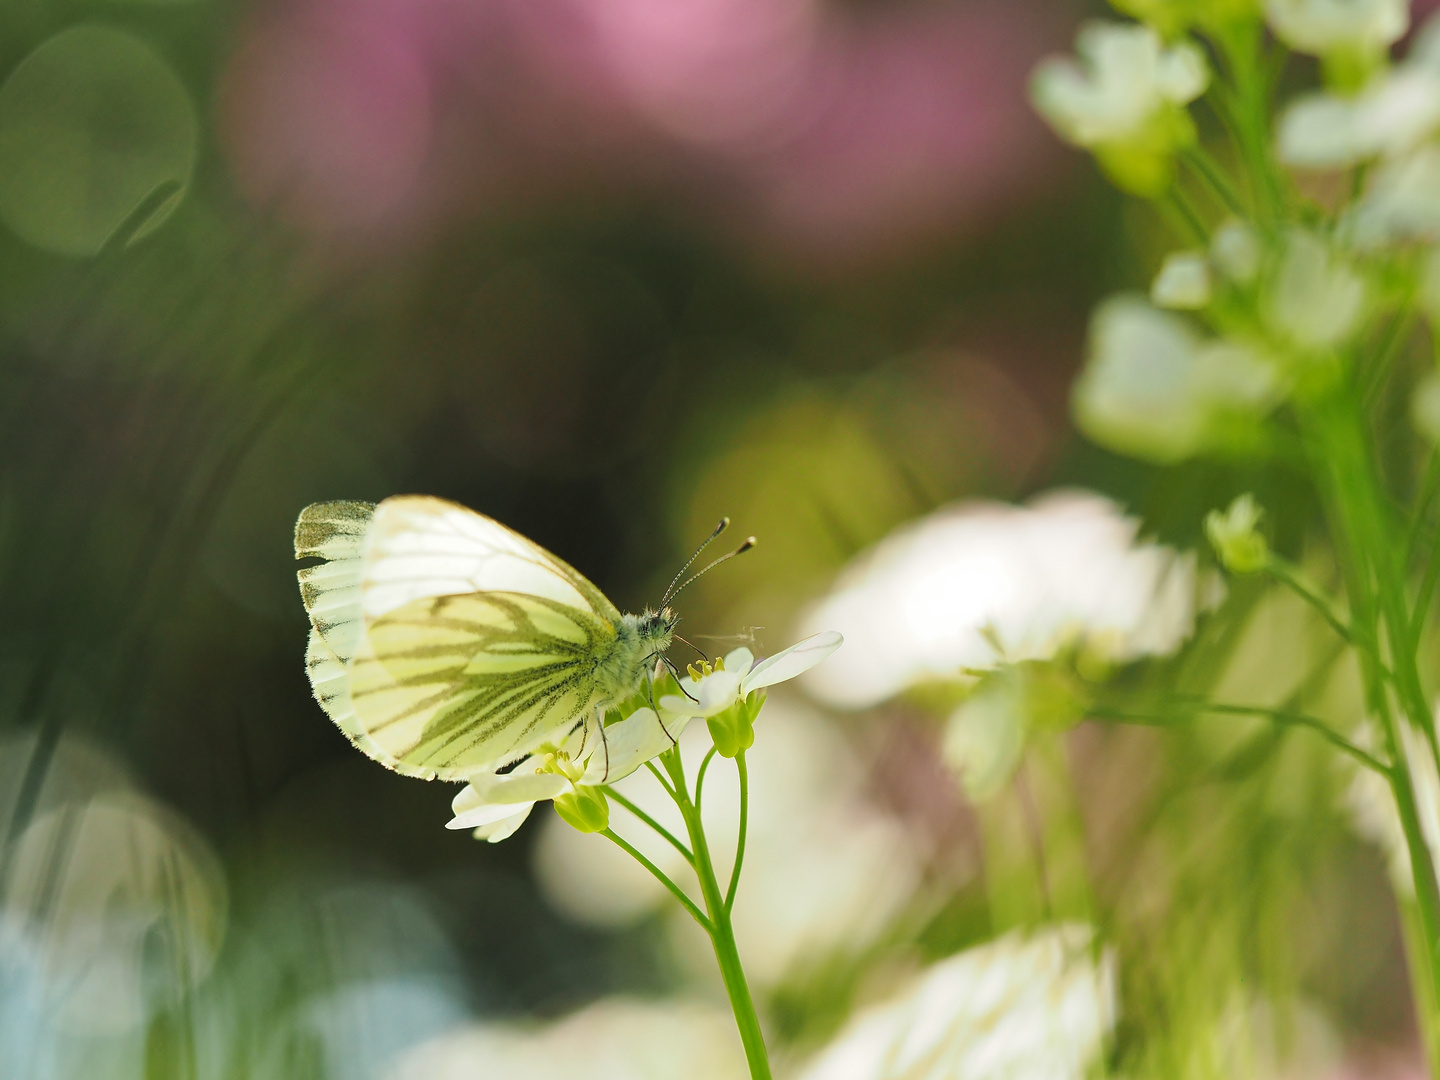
<box><xmin>1151</xmin><ymin>249</ymin><xmax>1212</xmax><ymax>308</ymax></box>
<box><xmin>1277</xmin><ymin>13</ymin><xmax>1440</xmax><ymax>168</ymax></box>
<box><xmin>800</xmin><ymin>490</ymin><xmax>1216</xmax><ymax>710</ymax></box>
<box><xmin>1032</xmin><ymin>23</ymin><xmax>1206</xmax><ymax>147</ymax></box>
<box><xmin>385</xmin><ymin>997</ymin><xmax>748</xmax><ymax>1080</ymax></box>
<box><xmin>1211</xmin><ymin>219</ymin><xmax>1263</xmax><ymax>283</ymax></box>
<box><xmin>658</xmin><ymin>632</ymin><xmax>843</xmax><ymax>720</ymax></box>
<box><xmin>1344</xmin><ymin>145</ymin><xmax>1440</xmax><ymax>247</ymax></box>
<box><xmin>1265</xmin><ymin>0</ymin><xmax>1407</xmax><ymax>59</ymax></box>
<box><xmin>796</xmin><ymin>925</ymin><xmax>1116</xmax><ymax>1080</ymax></box>
<box><xmin>1073</xmin><ymin>296</ymin><xmax>1281</xmax><ymax>464</ymax></box>
<box><xmin>1263</xmin><ymin>229</ymin><xmax>1366</xmax><ymax>349</ymax></box>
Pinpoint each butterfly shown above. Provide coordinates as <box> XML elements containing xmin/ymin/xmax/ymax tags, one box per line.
<box><xmin>296</xmin><ymin>496</ymin><xmax>742</xmax><ymax>781</ymax></box>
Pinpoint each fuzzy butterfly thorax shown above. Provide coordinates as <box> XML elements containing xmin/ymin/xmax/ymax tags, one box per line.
<box><xmin>601</xmin><ymin>607</ymin><xmax>678</xmax><ymax>701</ymax></box>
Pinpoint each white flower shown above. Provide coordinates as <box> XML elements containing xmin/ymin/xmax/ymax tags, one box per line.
<box><xmin>1344</xmin><ymin>145</ymin><xmax>1440</xmax><ymax>247</ymax></box>
<box><xmin>1211</xmin><ymin>219</ymin><xmax>1263</xmax><ymax>283</ymax></box>
<box><xmin>1032</xmin><ymin>23</ymin><xmax>1207</xmax><ymax>147</ymax></box>
<box><xmin>447</xmin><ymin>710</ymin><xmax>690</xmax><ymax>841</ymax></box>
<box><xmin>800</xmin><ymin>490</ymin><xmax>1217</xmax><ymax>710</ymax></box>
<box><xmin>386</xmin><ymin>997</ymin><xmax>749</xmax><ymax>1080</ymax></box>
<box><xmin>1277</xmin><ymin>13</ymin><xmax>1440</xmax><ymax>168</ymax></box>
<box><xmin>1151</xmin><ymin>249</ymin><xmax>1212</xmax><ymax>309</ymax></box>
<box><xmin>1265</xmin><ymin>0</ymin><xmax>1407</xmax><ymax>59</ymax></box>
<box><xmin>1263</xmin><ymin>229</ymin><xmax>1366</xmax><ymax>350</ymax></box>
<box><xmin>795</xmin><ymin>925</ymin><xmax>1117</xmax><ymax>1080</ymax></box>
<box><xmin>532</xmin><ymin>701</ymin><xmax>924</xmax><ymax>988</ymax></box>
<box><xmin>658</xmin><ymin>632</ymin><xmax>844</xmax><ymax>720</ymax></box>
<box><xmin>1073</xmin><ymin>296</ymin><xmax>1281</xmax><ymax>464</ymax></box>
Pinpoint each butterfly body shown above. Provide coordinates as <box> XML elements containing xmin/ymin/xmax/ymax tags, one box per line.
<box><xmin>296</xmin><ymin>496</ymin><xmax>677</xmax><ymax>781</ymax></box>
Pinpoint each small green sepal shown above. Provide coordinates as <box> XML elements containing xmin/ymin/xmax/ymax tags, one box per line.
<box><xmin>554</xmin><ymin>786</ymin><xmax>609</xmax><ymax>833</ymax></box>
<box><xmin>708</xmin><ymin>690</ymin><xmax>765</xmax><ymax>758</ymax></box>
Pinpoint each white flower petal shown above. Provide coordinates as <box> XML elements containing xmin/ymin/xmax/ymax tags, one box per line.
<box><xmin>472</xmin><ymin>804</ymin><xmax>533</xmax><ymax>843</ymax></box>
<box><xmin>449</xmin><ymin>798</ymin><xmax>539</xmax><ymax>832</ymax></box>
<box><xmin>1150</xmin><ymin>250</ymin><xmax>1211</xmax><ymax>310</ymax></box>
<box><xmin>1265</xmin><ymin>0</ymin><xmax>1407</xmax><ymax>57</ymax></box>
<box><xmin>722</xmin><ymin>647</ymin><xmax>755</xmax><ymax>676</ymax></box>
<box><xmin>743</xmin><ymin>631</ymin><xmax>844</xmax><ymax>695</ymax></box>
<box><xmin>580</xmin><ymin>708</ymin><xmax>692</xmax><ymax>785</ymax></box>
<box><xmin>473</xmin><ymin>770</ymin><xmax>572</xmax><ymax>806</ymax></box>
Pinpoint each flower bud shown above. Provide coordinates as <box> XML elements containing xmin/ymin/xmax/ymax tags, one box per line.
<box><xmin>707</xmin><ymin>691</ymin><xmax>765</xmax><ymax>758</ymax></box>
<box><xmin>1205</xmin><ymin>494</ymin><xmax>1269</xmax><ymax>573</ymax></box>
<box><xmin>554</xmin><ymin>786</ymin><xmax>610</xmax><ymax>833</ymax></box>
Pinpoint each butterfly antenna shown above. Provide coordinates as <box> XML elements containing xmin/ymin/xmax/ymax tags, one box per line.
<box><xmin>666</xmin><ymin>536</ymin><xmax>757</xmax><ymax>602</ymax></box>
<box><xmin>662</xmin><ymin>518</ymin><xmax>730</xmax><ymax>607</ymax></box>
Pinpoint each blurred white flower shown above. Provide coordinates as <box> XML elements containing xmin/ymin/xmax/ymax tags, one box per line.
<box><xmin>1344</xmin><ymin>145</ymin><xmax>1440</xmax><ymax>247</ymax></box>
<box><xmin>1073</xmin><ymin>296</ymin><xmax>1281</xmax><ymax>464</ymax></box>
<box><xmin>799</xmin><ymin>490</ymin><xmax>1216</xmax><ymax>710</ymax></box>
<box><xmin>386</xmin><ymin>997</ymin><xmax>748</xmax><ymax>1080</ymax></box>
<box><xmin>796</xmin><ymin>925</ymin><xmax>1116</xmax><ymax>1080</ymax></box>
<box><xmin>1212</xmin><ymin>219</ymin><xmax>1263</xmax><ymax>283</ymax></box>
<box><xmin>1032</xmin><ymin>23</ymin><xmax>1206</xmax><ymax>146</ymax></box>
<box><xmin>0</xmin><ymin>791</ymin><xmax>227</xmax><ymax>1037</ymax></box>
<box><xmin>1277</xmin><ymin>13</ymin><xmax>1440</xmax><ymax>168</ymax></box>
<box><xmin>1263</xmin><ymin>230</ymin><xmax>1366</xmax><ymax>350</ymax></box>
<box><xmin>533</xmin><ymin>700</ymin><xmax>923</xmax><ymax>988</ymax></box>
<box><xmin>1151</xmin><ymin>249</ymin><xmax>1212</xmax><ymax>309</ymax></box>
<box><xmin>1265</xmin><ymin>0</ymin><xmax>1407</xmax><ymax>60</ymax></box>
<box><xmin>1031</xmin><ymin>22</ymin><xmax>1206</xmax><ymax>193</ymax></box>
<box><xmin>942</xmin><ymin>674</ymin><xmax>1030</xmax><ymax>801</ymax></box>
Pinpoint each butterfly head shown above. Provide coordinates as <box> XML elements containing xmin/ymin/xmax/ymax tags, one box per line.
<box><xmin>637</xmin><ymin>606</ymin><xmax>680</xmax><ymax>653</ymax></box>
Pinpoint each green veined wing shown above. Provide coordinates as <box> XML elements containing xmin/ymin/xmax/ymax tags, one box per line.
<box><xmin>346</xmin><ymin>589</ymin><xmax>616</xmax><ymax>778</ymax></box>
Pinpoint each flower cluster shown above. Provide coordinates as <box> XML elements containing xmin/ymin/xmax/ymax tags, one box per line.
<box><xmin>447</xmin><ymin>632</ymin><xmax>842</xmax><ymax>842</ymax></box>
<box><xmin>1033</xmin><ymin>7</ymin><xmax>1440</xmax><ymax>472</ymax></box>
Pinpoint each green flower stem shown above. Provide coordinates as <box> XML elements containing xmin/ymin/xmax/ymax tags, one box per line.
<box><xmin>1308</xmin><ymin>395</ymin><xmax>1440</xmax><ymax>1065</ymax></box>
<box><xmin>602</xmin><ymin>787</ymin><xmax>694</xmax><ymax>866</ymax></box>
<box><xmin>1181</xmin><ymin>144</ymin><xmax>1246</xmax><ymax>218</ymax></box>
<box><xmin>600</xmin><ymin>828</ymin><xmax>710</xmax><ymax>931</ymax></box>
<box><xmin>662</xmin><ymin>748</ymin><xmax>773</xmax><ymax>1080</ymax></box>
<box><xmin>725</xmin><ymin>751</ymin><xmax>749</xmax><ymax>913</ymax></box>
<box><xmin>1092</xmin><ymin>702</ymin><xmax>1387</xmax><ymax>774</ymax></box>
<box><xmin>1263</xmin><ymin>557</ymin><xmax>1360</xmax><ymax>649</ymax></box>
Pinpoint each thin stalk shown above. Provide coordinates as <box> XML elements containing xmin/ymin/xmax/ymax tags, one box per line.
<box><xmin>600</xmin><ymin>828</ymin><xmax>710</xmax><ymax>931</ymax></box>
<box><xmin>1093</xmin><ymin>702</ymin><xmax>1386</xmax><ymax>774</ymax></box>
<box><xmin>725</xmin><ymin>751</ymin><xmax>749</xmax><ymax>913</ymax></box>
<box><xmin>1264</xmin><ymin>557</ymin><xmax>1359</xmax><ymax>648</ymax></box>
<box><xmin>695</xmin><ymin>745</ymin><xmax>720</xmax><ymax>814</ymax></box>
<box><xmin>603</xmin><ymin>787</ymin><xmax>694</xmax><ymax>866</ymax></box>
<box><xmin>1182</xmin><ymin>144</ymin><xmax>1246</xmax><ymax>218</ymax></box>
<box><xmin>1307</xmin><ymin>397</ymin><xmax>1440</xmax><ymax>1070</ymax></box>
<box><xmin>664</xmin><ymin>751</ymin><xmax>772</xmax><ymax>1080</ymax></box>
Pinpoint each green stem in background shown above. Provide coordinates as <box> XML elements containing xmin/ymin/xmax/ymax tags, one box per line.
<box><xmin>1093</xmin><ymin>702</ymin><xmax>1387</xmax><ymax>774</ymax></box>
<box><xmin>1215</xmin><ymin>21</ymin><xmax>1285</xmax><ymax>226</ymax></box>
<box><xmin>1307</xmin><ymin>395</ymin><xmax>1440</xmax><ymax>1076</ymax></box>
<box><xmin>1182</xmin><ymin>144</ymin><xmax>1246</xmax><ymax>218</ymax></box>
<box><xmin>1024</xmin><ymin>733</ymin><xmax>1094</xmax><ymax>924</ymax></box>
<box><xmin>1264</xmin><ymin>557</ymin><xmax>1359</xmax><ymax>648</ymax></box>
<box><xmin>725</xmin><ymin>751</ymin><xmax>749</xmax><ymax>913</ymax></box>
<box><xmin>661</xmin><ymin>747</ymin><xmax>773</xmax><ymax>1080</ymax></box>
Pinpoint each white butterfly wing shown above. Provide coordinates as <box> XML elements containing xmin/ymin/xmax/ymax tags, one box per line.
<box><xmin>295</xmin><ymin>501</ymin><xmax>376</xmax><ymax>662</ymax></box>
<box><xmin>361</xmin><ymin>496</ymin><xmax>621</xmax><ymax>624</ymax></box>
<box><xmin>297</xmin><ymin>495</ymin><xmax>627</xmax><ymax>780</ymax></box>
